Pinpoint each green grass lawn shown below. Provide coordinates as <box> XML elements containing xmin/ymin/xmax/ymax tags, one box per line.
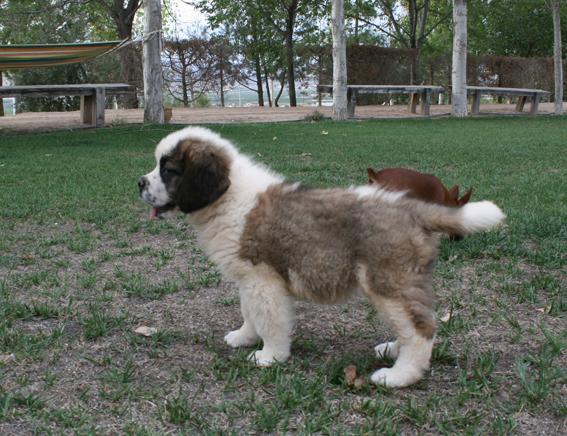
<box><xmin>0</xmin><ymin>117</ymin><xmax>565</xmax><ymax>434</ymax></box>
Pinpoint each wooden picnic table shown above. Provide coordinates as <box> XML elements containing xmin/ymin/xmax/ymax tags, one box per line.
<box><xmin>0</xmin><ymin>83</ymin><xmax>133</xmax><ymax>127</ymax></box>
<box><xmin>318</xmin><ymin>84</ymin><xmax>445</xmax><ymax>117</ymax></box>
<box><xmin>467</xmin><ymin>86</ymin><xmax>551</xmax><ymax>115</ymax></box>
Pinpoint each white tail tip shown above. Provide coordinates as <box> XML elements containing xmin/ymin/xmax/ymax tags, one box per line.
<box><xmin>461</xmin><ymin>201</ymin><xmax>506</xmax><ymax>233</ymax></box>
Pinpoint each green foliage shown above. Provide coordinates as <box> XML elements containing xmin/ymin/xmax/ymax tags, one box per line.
<box><xmin>303</xmin><ymin>110</ymin><xmax>326</xmax><ymax>122</ymax></box>
<box><xmin>426</xmin><ymin>0</ymin><xmax>567</xmax><ymax>57</ymax></box>
<box><xmin>193</xmin><ymin>93</ymin><xmax>210</xmax><ymax>108</ymax></box>
<box><xmin>0</xmin><ymin>1</ymin><xmax>132</xmax><ymax>111</ymax></box>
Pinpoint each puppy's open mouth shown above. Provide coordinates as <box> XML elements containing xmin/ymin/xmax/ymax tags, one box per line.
<box><xmin>149</xmin><ymin>203</ymin><xmax>176</xmax><ymax>220</ymax></box>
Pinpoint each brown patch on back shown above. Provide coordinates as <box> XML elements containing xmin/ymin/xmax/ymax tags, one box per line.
<box><xmin>239</xmin><ymin>184</ymin><xmax>360</xmax><ymax>303</ymax></box>
<box><xmin>239</xmin><ymin>183</ymin><xmax>442</xmax><ymax>324</ymax></box>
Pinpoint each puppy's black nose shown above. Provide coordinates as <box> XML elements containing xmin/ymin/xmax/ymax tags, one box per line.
<box><xmin>138</xmin><ymin>176</ymin><xmax>148</xmax><ymax>192</ymax></box>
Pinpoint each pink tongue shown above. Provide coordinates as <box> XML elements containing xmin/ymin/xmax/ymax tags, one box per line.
<box><xmin>149</xmin><ymin>207</ymin><xmax>158</xmax><ymax>220</ymax></box>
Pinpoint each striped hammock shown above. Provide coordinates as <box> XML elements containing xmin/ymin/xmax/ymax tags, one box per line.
<box><xmin>0</xmin><ymin>41</ymin><xmax>124</xmax><ymax>70</ymax></box>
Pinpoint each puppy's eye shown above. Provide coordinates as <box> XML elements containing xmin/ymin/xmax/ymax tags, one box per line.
<box><xmin>163</xmin><ymin>167</ymin><xmax>179</xmax><ymax>176</ymax></box>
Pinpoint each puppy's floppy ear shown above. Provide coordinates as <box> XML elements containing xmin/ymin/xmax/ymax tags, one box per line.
<box><xmin>448</xmin><ymin>185</ymin><xmax>460</xmax><ymax>201</ymax></box>
<box><xmin>175</xmin><ymin>147</ymin><xmax>231</xmax><ymax>213</ymax></box>
<box><xmin>367</xmin><ymin>167</ymin><xmax>377</xmax><ymax>184</ymax></box>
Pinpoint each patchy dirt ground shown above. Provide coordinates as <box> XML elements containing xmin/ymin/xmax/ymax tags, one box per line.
<box><xmin>0</xmin><ymin>217</ymin><xmax>565</xmax><ymax>434</ymax></box>
<box><xmin>0</xmin><ymin>102</ymin><xmax>563</xmax><ymax>133</ymax></box>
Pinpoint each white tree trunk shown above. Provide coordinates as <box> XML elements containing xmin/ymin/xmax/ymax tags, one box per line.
<box><xmin>552</xmin><ymin>0</ymin><xmax>563</xmax><ymax>115</ymax></box>
<box><xmin>452</xmin><ymin>0</ymin><xmax>468</xmax><ymax>117</ymax></box>
<box><xmin>143</xmin><ymin>0</ymin><xmax>164</xmax><ymax>124</ymax></box>
<box><xmin>0</xmin><ymin>71</ymin><xmax>4</xmax><ymax>117</ymax></box>
<box><xmin>331</xmin><ymin>0</ymin><xmax>348</xmax><ymax>120</ymax></box>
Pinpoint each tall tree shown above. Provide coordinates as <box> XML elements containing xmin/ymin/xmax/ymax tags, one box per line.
<box><xmin>331</xmin><ymin>0</ymin><xmax>348</xmax><ymax>119</ymax></box>
<box><xmin>193</xmin><ymin>0</ymin><xmax>278</xmax><ymax>106</ymax></box>
<box><xmin>549</xmin><ymin>0</ymin><xmax>564</xmax><ymax>114</ymax></box>
<box><xmin>95</xmin><ymin>0</ymin><xmax>143</xmax><ymax>108</ymax></box>
<box><xmin>163</xmin><ymin>36</ymin><xmax>214</xmax><ymax>107</ymax></box>
<box><xmin>195</xmin><ymin>0</ymin><xmax>325</xmax><ymax>107</ymax></box>
<box><xmin>210</xmin><ymin>35</ymin><xmax>241</xmax><ymax>107</ymax></box>
<box><xmin>452</xmin><ymin>0</ymin><xmax>467</xmax><ymax>117</ymax></box>
<box><xmin>262</xmin><ymin>0</ymin><xmax>300</xmax><ymax>106</ymax></box>
<box><xmin>359</xmin><ymin>0</ymin><xmax>451</xmax><ymax>83</ymax></box>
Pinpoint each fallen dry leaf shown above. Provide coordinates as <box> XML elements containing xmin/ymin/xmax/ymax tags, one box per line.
<box><xmin>344</xmin><ymin>364</ymin><xmax>357</xmax><ymax>386</ymax></box>
<box><xmin>440</xmin><ymin>312</ymin><xmax>452</xmax><ymax>322</ymax></box>
<box><xmin>134</xmin><ymin>326</ymin><xmax>158</xmax><ymax>337</ymax></box>
<box><xmin>353</xmin><ymin>377</ymin><xmax>365</xmax><ymax>389</ymax></box>
<box><xmin>535</xmin><ymin>307</ymin><xmax>551</xmax><ymax>313</ymax></box>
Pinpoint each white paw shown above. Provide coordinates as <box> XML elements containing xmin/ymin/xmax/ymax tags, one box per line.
<box><xmin>375</xmin><ymin>341</ymin><xmax>399</xmax><ymax>359</ymax></box>
<box><xmin>224</xmin><ymin>330</ymin><xmax>258</xmax><ymax>348</ymax></box>
<box><xmin>370</xmin><ymin>367</ymin><xmax>422</xmax><ymax>388</ymax></box>
<box><xmin>248</xmin><ymin>349</ymin><xmax>289</xmax><ymax>367</ymax></box>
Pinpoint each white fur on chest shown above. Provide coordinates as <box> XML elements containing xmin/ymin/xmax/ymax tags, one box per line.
<box><xmin>188</xmin><ymin>154</ymin><xmax>282</xmax><ymax>281</ymax></box>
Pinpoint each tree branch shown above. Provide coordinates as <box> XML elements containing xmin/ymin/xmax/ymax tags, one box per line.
<box><xmin>348</xmin><ymin>15</ymin><xmax>408</xmax><ymax>46</ymax></box>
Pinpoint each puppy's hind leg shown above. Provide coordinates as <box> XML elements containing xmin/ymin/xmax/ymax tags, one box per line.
<box><xmin>358</xmin><ymin>263</ymin><xmax>435</xmax><ymax>388</ymax></box>
<box><xmin>370</xmin><ymin>294</ymin><xmax>435</xmax><ymax>388</ymax></box>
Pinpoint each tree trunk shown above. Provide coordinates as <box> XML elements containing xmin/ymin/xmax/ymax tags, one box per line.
<box><xmin>552</xmin><ymin>0</ymin><xmax>563</xmax><ymax>115</ymax></box>
<box><xmin>264</xmin><ymin>65</ymin><xmax>272</xmax><ymax>107</ymax></box>
<box><xmin>275</xmin><ymin>71</ymin><xmax>287</xmax><ymax>107</ymax></box>
<box><xmin>110</xmin><ymin>1</ymin><xmax>141</xmax><ymax>109</ymax></box>
<box><xmin>219</xmin><ymin>61</ymin><xmax>225</xmax><ymax>108</ymax></box>
<box><xmin>117</xmin><ymin>46</ymin><xmax>140</xmax><ymax>108</ymax></box>
<box><xmin>331</xmin><ymin>0</ymin><xmax>348</xmax><ymax>120</ymax></box>
<box><xmin>410</xmin><ymin>52</ymin><xmax>418</xmax><ymax>85</ymax></box>
<box><xmin>354</xmin><ymin>0</ymin><xmax>360</xmax><ymax>44</ymax></box>
<box><xmin>409</xmin><ymin>0</ymin><xmax>417</xmax><ymax>84</ymax></box>
<box><xmin>255</xmin><ymin>55</ymin><xmax>264</xmax><ymax>107</ymax></box>
<box><xmin>451</xmin><ymin>0</ymin><xmax>468</xmax><ymax>117</ymax></box>
<box><xmin>181</xmin><ymin>67</ymin><xmax>189</xmax><ymax>107</ymax></box>
<box><xmin>0</xmin><ymin>71</ymin><xmax>4</xmax><ymax>117</ymax></box>
<box><xmin>143</xmin><ymin>0</ymin><xmax>164</xmax><ymax>123</ymax></box>
<box><xmin>285</xmin><ymin>32</ymin><xmax>297</xmax><ymax>107</ymax></box>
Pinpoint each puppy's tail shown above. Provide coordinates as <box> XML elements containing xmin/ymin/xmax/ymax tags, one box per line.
<box><xmin>416</xmin><ymin>200</ymin><xmax>505</xmax><ymax>235</ymax></box>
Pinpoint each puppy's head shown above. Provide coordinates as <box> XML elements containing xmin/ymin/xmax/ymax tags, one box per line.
<box><xmin>138</xmin><ymin>128</ymin><xmax>232</xmax><ymax>217</ymax></box>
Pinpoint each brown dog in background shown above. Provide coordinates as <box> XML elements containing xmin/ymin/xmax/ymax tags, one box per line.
<box><xmin>367</xmin><ymin>167</ymin><xmax>473</xmax><ymax>240</ymax></box>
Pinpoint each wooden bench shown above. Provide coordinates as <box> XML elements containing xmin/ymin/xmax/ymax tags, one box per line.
<box><xmin>467</xmin><ymin>86</ymin><xmax>551</xmax><ymax>115</ymax></box>
<box><xmin>318</xmin><ymin>85</ymin><xmax>445</xmax><ymax>117</ymax></box>
<box><xmin>0</xmin><ymin>84</ymin><xmax>133</xmax><ymax>127</ymax></box>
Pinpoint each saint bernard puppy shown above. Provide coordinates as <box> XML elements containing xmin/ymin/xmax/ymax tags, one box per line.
<box><xmin>138</xmin><ymin>126</ymin><xmax>505</xmax><ymax>388</ymax></box>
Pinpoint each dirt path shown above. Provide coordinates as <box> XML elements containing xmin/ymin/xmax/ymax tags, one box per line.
<box><xmin>0</xmin><ymin>102</ymin><xmax>561</xmax><ymax>133</ymax></box>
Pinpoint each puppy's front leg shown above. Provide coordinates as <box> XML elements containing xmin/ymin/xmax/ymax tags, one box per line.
<box><xmin>239</xmin><ymin>279</ymin><xmax>294</xmax><ymax>367</ymax></box>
